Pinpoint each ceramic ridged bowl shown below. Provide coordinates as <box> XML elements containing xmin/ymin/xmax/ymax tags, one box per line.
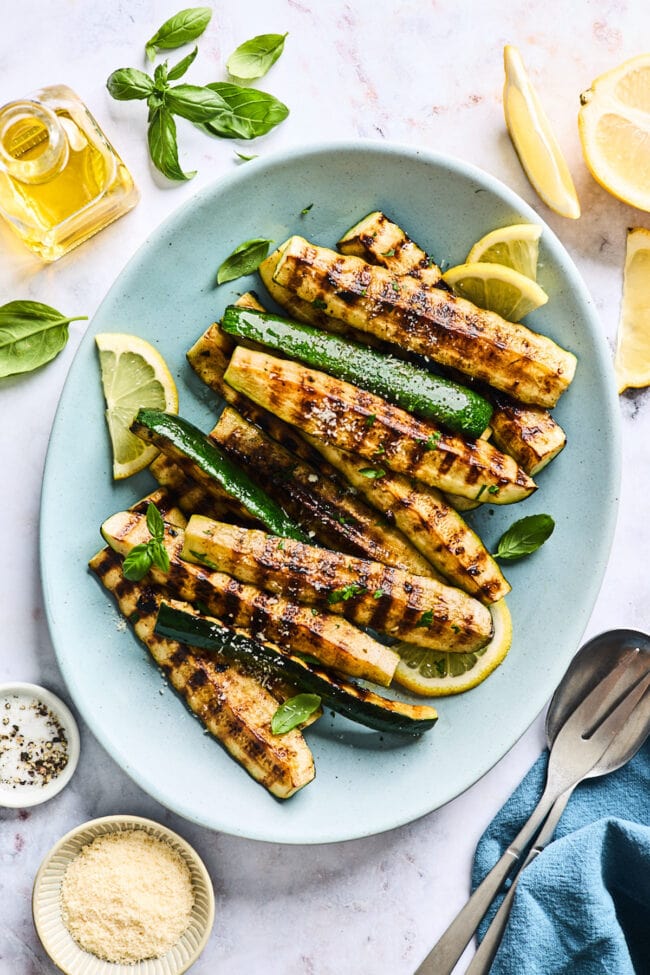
<box><xmin>32</xmin><ymin>815</ymin><xmax>215</xmax><ymax>975</ymax></box>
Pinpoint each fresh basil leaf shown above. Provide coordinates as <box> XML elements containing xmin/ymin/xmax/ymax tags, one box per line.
<box><xmin>153</xmin><ymin>62</ymin><xmax>169</xmax><ymax>91</ymax></box>
<box><xmin>493</xmin><ymin>513</ymin><xmax>555</xmax><ymax>561</ymax></box>
<box><xmin>122</xmin><ymin>544</ymin><xmax>154</xmax><ymax>581</ymax></box>
<box><xmin>226</xmin><ymin>32</ymin><xmax>288</xmax><ymax>81</ymax></box>
<box><xmin>203</xmin><ymin>82</ymin><xmax>288</xmax><ymax>140</ymax></box>
<box><xmin>107</xmin><ymin>68</ymin><xmax>155</xmax><ymax>101</ymax></box>
<box><xmin>165</xmin><ymin>84</ymin><xmax>227</xmax><ymax>122</ymax></box>
<box><xmin>149</xmin><ymin>538</ymin><xmax>171</xmax><ymax>574</ymax></box>
<box><xmin>147</xmin><ymin>106</ymin><xmax>195</xmax><ymax>181</ymax></box>
<box><xmin>167</xmin><ymin>45</ymin><xmax>199</xmax><ymax>81</ymax></box>
<box><xmin>146</xmin><ymin>502</ymin><xmax>165</xmax><ymax>541</ymax></box>
<box><xmin>271</xmin><ymin>693</ymin><xmax>321</xmax><ymax>735</ymax></box>
<box><xmin>0</xmin><ymin>301</ymin><xmax>87</xmax><ymax>379</ymax></box>
<box><xmin>216</xmin><ymin>238</ymin><xmax>272</xmax><ymax>284</ymax></box>
<box><xmin>147</xmin><ymin>92</ymin><xmax>166</xmax><ymax>120</ymax></box>
<box><xmin>145</xmin><ymin>6</ymin><xmax>212</xmax><ymax>62</ymax></box>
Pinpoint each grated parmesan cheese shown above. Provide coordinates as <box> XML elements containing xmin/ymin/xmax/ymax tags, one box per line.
<box><xmin>60</xmin><ymin>828</ymin><xmax>194</xmax><ymax>964</ymax></box>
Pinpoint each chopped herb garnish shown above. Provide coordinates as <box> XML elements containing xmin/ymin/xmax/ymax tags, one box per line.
<box><xmin>382</xmin><ymin>248</ymin><xmax>396</xmax><ymax>257</ymax></box>
<box><xmin>373</xmin><ymin>588</ymin><xmax>386</xmax><ymax>599</ymax></box>
<box><xmin>359</xmin><ymin>467</ymin><xmax>386</xmax><ymax>479</ymax></box>
<box><xmin>300</xmin><ymin>203</ymin><xmax>314</xmax><ymax>215</ymax></box>
<box><xmin>488</xmin><ymin>485</ymin><xmax>500</xmax><ymax>495</ymax></box>
<box><xmin>451</xmin><ymin>623</ymin><xmax>461</xmax><ymax>633</ymax></box>
<box><xmin>189</xmin><ymin>550</ymin><xmax>219</xmax><ymax>571</ymax></box>
<box><xmin>418</xmin><ymin>432</ymin><xmax>441</xmax><ymax>451</ymax></box>
<box><xmin>271</xmin><ymin>693</ymin><xmax>321</xmax><ymax>735</ymax></box>
<box><xmin>416</xmin><ymin>609</ymin><xmax>434</xmax><ymax>628</ymax></box>
<box><xmin>364</xmin><ymin>414</ymin><xmax>377</xmax><ymax>427</ymax></box>
<box><xmin>391</xmin><ymin>281</ymin><xmax>400</xmax><ymax>292</ymax></box>
<box><xmin>475</xmin><ymin>485</ymin><xmax>487</xmax><ymax>501</ymax></box>
<box><xmin>277</xmin><ymin>539</ymin><xmax>286</xmax><ymax>550</ymax></box>
<box><xmin>360</xmin><ymin>288</ymin><xmax>367</xmax><ymax>297</ymax></box>
<box><xmin>327</xmin><ymin>583</ymin><xmax>367</xmax><ymax>604</ymax></box>
<box><xmin>311</xmin><ymin>297</ymin><xmax>327</xmax><ymax>310</ymax></box>
<box><xmin>337</xmin><ymin>514</ymin><xmax>352</xmax><ymax>525</ymax></box>
<box><xmin>374</xmin><ymin>443</ymin><xmax>386</xmax><ymax>455</ymax></box>
<box><xmin>310</xmin><ymin>607</ymin><xmax>320</xmax><ymax>617</ymax></box>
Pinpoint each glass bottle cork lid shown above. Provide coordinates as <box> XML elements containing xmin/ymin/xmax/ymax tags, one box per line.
<box><xmin>0</xmin><ymin>100</ymin><xmax>68</xmax><ymax>185</ymax></box>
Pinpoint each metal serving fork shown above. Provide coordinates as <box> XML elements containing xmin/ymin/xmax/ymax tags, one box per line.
<box><xmin>415</xmin><ymin>650</ymin><xmax>650</xmax><ymax>975</ymax></box>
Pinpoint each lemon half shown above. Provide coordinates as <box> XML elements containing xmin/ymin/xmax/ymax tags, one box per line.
<box><xmin>578</xmin><ymin>53</ymin><xmax>650</xmax><ymax>212</ymax></box>
<box><xmin>442</xmin><ymin>261</ymin><xmax>549</xmax><ymax>322</ymax></box>
<box><xmin>503</xmin><ymin>45</ymin><xmax>580</xmax><ymax>219</ymax></box>
<box><xmin>466</xmin><ymin>223</ymin><xmax>542</xmax><ymax>280</ymax></box>
<box><xmin>393</xmin><ymin>599</ymin><xmax>512</xmax><ymax>697</ymax></box>
<box><xmin>614</xmin><ymin>227</ymin><xmax>650</xmax><ymax>393</ymax></box>
<box><xmin>96</xmin><ymin>333</ymin><xmax>178</xmax><ymax>479</ymax></box>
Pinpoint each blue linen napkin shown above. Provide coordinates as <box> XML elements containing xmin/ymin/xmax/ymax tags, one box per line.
<box><xmin>472</xmin><ymin>739</ymin><xmax>650</xmax><ymax>974</ymax></box>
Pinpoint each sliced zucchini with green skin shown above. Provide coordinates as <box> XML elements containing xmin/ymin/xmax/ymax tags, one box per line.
<box><xmin>210</xmin><ymin>406</ymin><xmax>436</xmax><ymax>576</ymax></box>
<box><xmin>346</xmin><ymin>216</ymin><xmax>568</xmax><ymax>475</ymax></box>
<box><xmin>221</xmin><ymin>305</ymin><xmax>492</xmax><ymax>438</ymax></box>
<box><xmin>301</xmin><ymin>434</ymin><xmax>511</xmax><ymax>605</ymax></box>
<box><xmin>224</xmin><ymin>347</ymin><xmax>537</xmax><ymax>505</ymax></box>
<box><xmin>131</xmin><ymin>409</ymin><xmax>307</xmax><ymax>542</ymax></box>
<box><xmin>337</xmin><ymin>210</ymin><xmax>445</xmax><ymax>285</ymax></box>
<box><xmin>182</xmin><ymin>515</ymin><xmax>494</xmax><ymax>653</ymax></box>
<box><xmin>272</xmin><ymin>236</ymin><xmax>577</xmax><ymax>408</ymax></box>
<box><xmin>154</xmin><ymin>602</ymin><xmax>438</xmax><ymax>736</ymax></box>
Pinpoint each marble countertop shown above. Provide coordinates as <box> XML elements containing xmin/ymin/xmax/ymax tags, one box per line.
<box><xmin>2</xmin><ymin>1</ymin><xmax>649</xmax><ymax>972</ymax></box>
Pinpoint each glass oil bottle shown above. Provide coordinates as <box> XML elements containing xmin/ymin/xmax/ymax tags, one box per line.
<box><xmin>0</xmin><ymin>85</ymin><xmax>139</xmax><ymax>261</ymax></box>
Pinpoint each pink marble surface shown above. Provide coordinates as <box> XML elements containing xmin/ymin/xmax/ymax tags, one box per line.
<box><xmin>1</xmin><ymin>1</ymin><xmax>649</xmax><ymax>973</ymax></box>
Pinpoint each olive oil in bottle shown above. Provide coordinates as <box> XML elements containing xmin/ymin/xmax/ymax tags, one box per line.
<box><xmin>0</xmin><ymin>85</ymin><xmax>139</xmax><ymax>261</ymax></box>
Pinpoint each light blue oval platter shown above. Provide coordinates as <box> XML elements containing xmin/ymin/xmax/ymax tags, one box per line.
<box><xmin>40</xmin><ymin>142</ymin><xmax>621</xmax><ymax>844</ymax></box>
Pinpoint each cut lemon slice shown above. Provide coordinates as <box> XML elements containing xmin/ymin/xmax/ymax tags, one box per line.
<box><xmin>578</xmin><ymin>53</ymin><xmax>650</xmax><ymax>212</ymax></box>
<box><xmin>503</xmin><ymin>44</ymin><xmax>580</xmax><ymax>219</ymax></box>
<box><xmin>442</xmin><ymin>261</ymin><xmax>548</xmax><ymax>321</ymax></box>
<box><xmin>466</xmin><ymin>223</ymin><xmax>542</xmax><ymax>280</ymax></box>
<box><xmin>614</xmin><ymin>227</ymin><xmax>650</xmax><ymax>393</ymax></box>
<box><xmin>96</xmin><ymin>333</ymin><xmax>178</xmax><ymax>479</ymax></box>
<box><xmin>393</xmin><ymin>599</ymin><xmax>512</xmax><ymax>697</ymax></box>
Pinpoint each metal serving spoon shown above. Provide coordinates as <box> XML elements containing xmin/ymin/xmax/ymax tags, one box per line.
<box><xmin>415</xmin><ymin>628</ymin><xmax>650</xmax><ymax>975</ymax></box>
<box><xmin>465</xmin><ymin>628</ymin><xmax>650</xmax><ymax>975</ymax></box>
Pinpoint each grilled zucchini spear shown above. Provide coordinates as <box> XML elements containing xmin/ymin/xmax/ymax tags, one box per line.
<box><xmin>155</xmin><ymin>603</ymin><xmax>438</xmax><ymax>736</ymax></box>
<box><xmin>209</xmin><ymin>406</ymin><xmax>437</xmax><ymax>577</ymax></box>
<box><xmin>101</xmin><ymin>508</ymin><xmax>400</xmax><ymax>687</ymax></box>
<box><xmin>182</xmin><ymin>515</ymin><xmax>494</xmax><ymax>653</ymax></box>
<box><xmin>88</xmin><ymin>546</ymin><xmax>315</xmax><ymax>799</ymax></box>
<box><xmin>224</xmin><ymin>347</ymin><xmax>536</xmax><ymax>504</ymax></box>
<box><xmin>341</xmin><ymin>212</ymin><xmax>568</xmax><ymax>475</ymax></box>
<box><xmin>220</xmin><ymin>305</ymin><xmax>492</xmax><ymax>438</ymax></box>
<box><xmin>271</xmin><ymin>235</ymin><xmax>576</xmax><ymax>407</ymax></box>
<box><xmin>188</xmin><ymin>306</ymin><xmax>444</xmax><ymax>577</ymax></box>
<box><xmin>301</xmin><ymin>435</ymin><xmax>511</xmax><ymax>605</ymax></box>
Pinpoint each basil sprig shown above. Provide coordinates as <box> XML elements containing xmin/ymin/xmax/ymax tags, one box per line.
<box><xmin>493</xmin><ymin>513</ymin><xmax>555</xmax><ymax>561</ymax></box>
<box><xmin>226</xmin><ymin>32</ymin><xmax>288</xmax><ymax>81</ymax></box>
<box><xmin>216</xmin><ymin>238</ymin><xmax>273</xmax><ymax>284</ymax></box>
<box><xmin>122</xmin><ymin>503</ymin><xmax>171</xmax><ymax>581</ymax></box>
<box><xmin>145</xmin><ymin>6</ymin><xmax>212</xmax><ymax>62</ymax></box>
<box><xmin>0</xmin><ymin>301</ymin><xmax>87</xmax><ymax>379</ymax></box>
<box><xmin>271</xmin><ymin>693</ymin><xmax>321</xmax><ymax>735</ymax></box>
<box><xmin>107</xmin><ymin>15</ymin><xmax>289</xmax><ymax>181</ymax></box>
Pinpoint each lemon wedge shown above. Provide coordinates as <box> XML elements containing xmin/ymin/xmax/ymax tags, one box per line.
<box><xmin>503</xmin><ymin>44</ymin><xmax>580</xmax><ymax>219</ymax></box>
<box><xmin>393</xmin><ymin>599</ymin><xmax>512</xmax><ymax>697</ymax></box>
<box><xmin>442</xmin><ymin>261</ymin><xmax>549</xmax><ymax>321</ymax></box>
<box><xmin>466</xmin><ymin>223</ymin><xmax>542</xmax><ymax>280</ymax></box>
<box><xmin>578</xmin><ymin>53</ymin><xmax>650</xmax><ymax>212</ymax></box>
<box><xmin>614</xmin><ymin>227</ymin><xmax>650</xmax><ymax>393</ymax></box>
<box><xmin>96</xmin><ymin>333</ymin><xmax>179</xmax><ymax>479</ymax></box>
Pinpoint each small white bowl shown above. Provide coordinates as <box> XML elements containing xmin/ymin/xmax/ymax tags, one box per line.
<box><xmin>0</xmin><ymin>681</ymin><xmax>80</xmax><ymax>808</ymax></box>
<box><xmin>32</xmin><ymin>814</ymin><xmax>215</xmax><ymax>975</ymax></box>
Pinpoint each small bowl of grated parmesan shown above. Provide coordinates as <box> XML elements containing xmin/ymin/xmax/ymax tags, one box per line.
<box><xmin>0</xmin><ymin>682</ymin><xmax>80</xmax><ymax>808</ymax></box>
<box><xmin>32</xmin><ymin>814</ymin><xmax>215</xmax><ymax>974</ymax></box>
